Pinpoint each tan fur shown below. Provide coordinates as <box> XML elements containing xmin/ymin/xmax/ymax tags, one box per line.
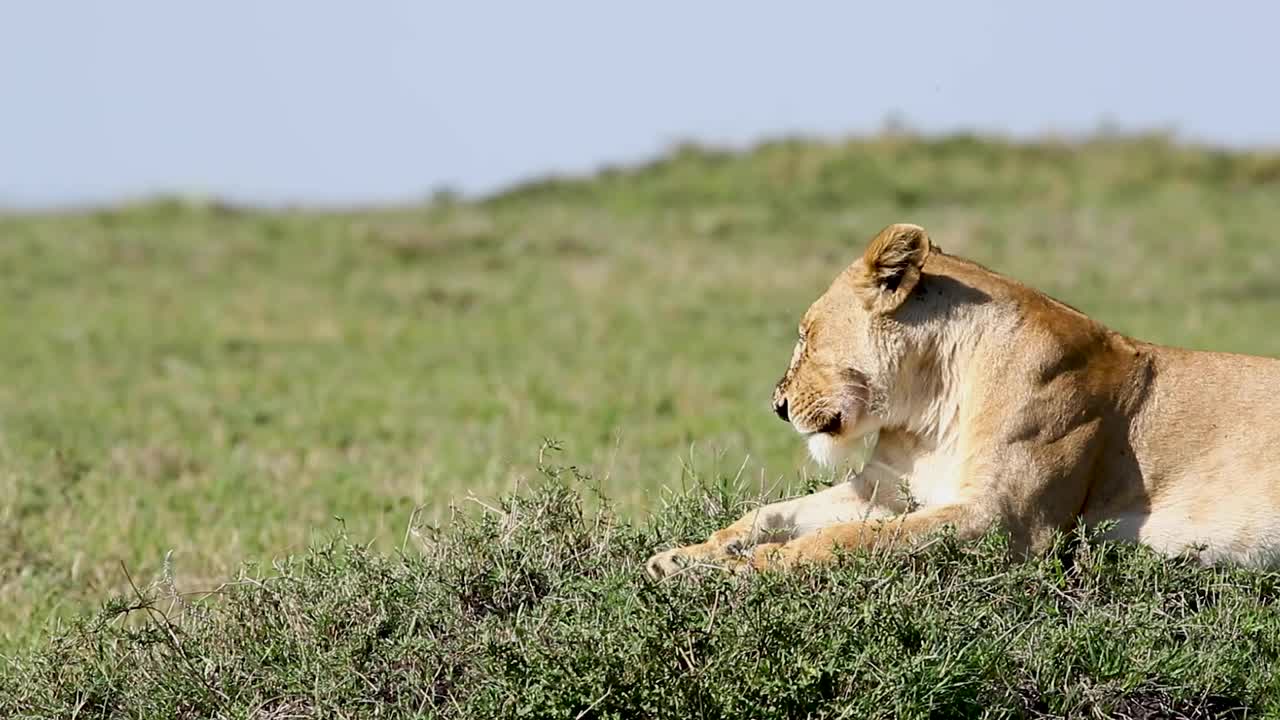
<box><xmin>646</xmin><ymin>223</ymin><xmax>1280</xmax><ymax>579</ymax></box>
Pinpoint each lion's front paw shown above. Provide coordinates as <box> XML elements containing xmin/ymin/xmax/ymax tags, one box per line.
<box><xmin>645</xmin><ymin>548</ymin><xmax>692</xmax><ymax>580</ymax></box>
<box><xmin>645</xmin><ymin>543</ymin><xmax>738</xmax><ymax>580</ymax></box>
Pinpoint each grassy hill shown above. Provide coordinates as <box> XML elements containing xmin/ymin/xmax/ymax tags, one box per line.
<box><xmin>7</xmin><ymin>474</ymin><xmax>1280</xmax><ymax>718</ymax></box>
<box><xmin>3</xmin><ymin>133</ymin><xmax>1280</xmax><ymax>715</ymax></box>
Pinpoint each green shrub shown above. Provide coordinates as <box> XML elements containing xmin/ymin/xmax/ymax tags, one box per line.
<box><xmin>5</xmin><ymin>457</ymin><xmax>1278</xmax><ymax>719</ymax></box>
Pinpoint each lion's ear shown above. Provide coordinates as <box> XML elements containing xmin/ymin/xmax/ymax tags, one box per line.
<box><xmin>857</xmin><ymin>223</ymin><xmax>933</xmax><ymax>312</ymax></box>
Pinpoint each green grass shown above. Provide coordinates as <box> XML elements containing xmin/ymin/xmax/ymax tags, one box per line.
<box><xmin>4</xmin><ymin>465</ymin><xmax>1278</xmax><ymax>718</ymax></box>
<box><xmin>3</xmin><ymin>132</ymin><xmax>1280</xmax><ymax>713</ymax></box>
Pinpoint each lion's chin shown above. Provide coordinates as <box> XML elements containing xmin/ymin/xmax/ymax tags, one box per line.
<box><xmin>806</xmin><ymin>428</ymin><xmax>878</xmax><ymax>469</ymax></box>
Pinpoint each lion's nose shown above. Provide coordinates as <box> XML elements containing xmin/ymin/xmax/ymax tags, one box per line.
<box><xmin>773</xmin><ymin>397</ymin><xmax>790</xmax><ymax>423</ymax></box>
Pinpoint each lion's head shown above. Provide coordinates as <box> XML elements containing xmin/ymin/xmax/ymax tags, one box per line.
<box><xmin>772</xmin><ymin>223</ymin><xmax>935</xmax><ymax>466</ymax></box>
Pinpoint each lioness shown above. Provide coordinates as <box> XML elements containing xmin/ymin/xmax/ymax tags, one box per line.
<box><xmin>647</xmin><ymin>223</ymin><xmax>1280</xmax><ymax>579</ymax></box>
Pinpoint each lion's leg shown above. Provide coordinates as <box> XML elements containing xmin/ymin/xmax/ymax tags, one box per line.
<box><xmin>645</xmin><ymin>481</ymin><xmax>894</xmax><ymax>580</ymax></box>
<box><xmin>749</xmin><ymin>503</ymin><xmax>990</xmax><ymax>570</ymax></box>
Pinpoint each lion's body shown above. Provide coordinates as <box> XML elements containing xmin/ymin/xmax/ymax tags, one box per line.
<box><xmin>647</xmin><ymin>224</ymin><xmax>1280</xmax><ymax>579</ymax></box>
<box><xmin>1094</xmin><ymin>345</ymin><xmax>1280</xmax><ymax>563</ymax></box>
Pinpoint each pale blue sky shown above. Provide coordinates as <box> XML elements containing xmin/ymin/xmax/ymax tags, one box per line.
<box><xmin>2</xmin><ymin>2</ymin><xmax>1277</xmax><ymax>208</ymax></box>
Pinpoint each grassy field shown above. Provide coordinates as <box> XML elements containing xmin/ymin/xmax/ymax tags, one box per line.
<box><xmin>8</xmin><ymin>476</ymin><xmax>1280</xmax><ymax>718</ymax></box>
<box><xmin>3</xmin><ymin>133</ymin><xmax>1280</xmax><ymax>711</ymax></box>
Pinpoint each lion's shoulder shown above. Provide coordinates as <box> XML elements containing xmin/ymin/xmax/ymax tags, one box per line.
<box><xmin>922</xmin><ymin>250</ymin><xmax>1146</xmax><ymax>398</ymax></box>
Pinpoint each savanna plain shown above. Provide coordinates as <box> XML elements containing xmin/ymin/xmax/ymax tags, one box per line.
<box><xmin>4</xmin><ymin>134</ymin><xmax>1280</xmax><ymax>717</ymax></box>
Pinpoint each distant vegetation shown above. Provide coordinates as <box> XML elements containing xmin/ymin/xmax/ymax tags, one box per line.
<box><xmin>2</xmin><ymin>133</ymin><xmax>1280</xmax><ymax>714</ymax></box>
